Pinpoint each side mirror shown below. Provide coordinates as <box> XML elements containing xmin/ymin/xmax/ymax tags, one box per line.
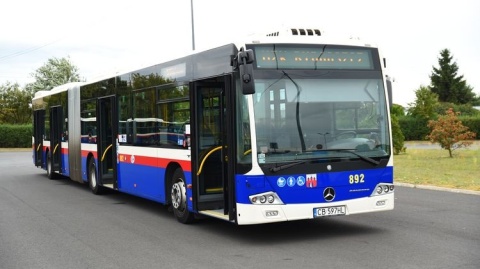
<box><xmin>236</xmin><ymin>49</ymin><xmax>255</xmax><ymax>95</ymax></box>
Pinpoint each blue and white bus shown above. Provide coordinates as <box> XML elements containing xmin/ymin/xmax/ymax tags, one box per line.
<box><xmin>32</xmin><ymin>28</ymin><xmax>394</xmax><ymax>225</ymax></box>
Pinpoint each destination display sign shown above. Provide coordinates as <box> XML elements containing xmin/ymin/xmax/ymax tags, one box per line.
<box><xmin>253</xmin><ymin>45</ymin><xmax>374</xmax><ymax>70</ymax></box>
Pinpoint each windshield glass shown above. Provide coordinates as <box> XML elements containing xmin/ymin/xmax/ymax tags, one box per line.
<box><xmin>252</xmin><ymin>73</ymin><xmax>390</xmax><ymax>165</ymax></box>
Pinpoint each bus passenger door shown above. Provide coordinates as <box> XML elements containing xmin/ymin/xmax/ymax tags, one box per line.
<box><xmin>191</xmin><ymin>76</ymin><xmax>235</xmax><ymax>221</ymax></box>
<box><xmin>33</xmin><ymin>110</ymin><xmax>45</xmax><ymax>167</ymax></box>
<box><xmin>50</xmin><ymin>106</ymin><xmax>63</xmax><ymax>173</ymax></box>
<box><xmin>96</xmin><ymin>96</ymin><xmax>118</xmax><ymax>189</ymax></box>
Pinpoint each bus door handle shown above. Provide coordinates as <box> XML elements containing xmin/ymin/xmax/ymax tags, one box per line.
<box><xmin>101</xmin><ymin>144</ymin><xmax>113</xmax><ymax>162</ymax></box>
<box><xmin>53</xmin><ymin>143</ymin><xmax>59</xmax><ymax>154</ymax></box>
<box><xmin>197</xmin><ymin>146</ymin><xmax>222</xmax><ymax>176</ymax></box>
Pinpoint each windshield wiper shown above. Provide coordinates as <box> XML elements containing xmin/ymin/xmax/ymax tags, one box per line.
<box><xmin>282</xmin><ymin>70</ymin><xmax>306</xmax><ymax>152</ymax></box>
<box><xmin>321</xmin><ymin>149</ymin><xmax>380</xmax><ymax>165</ymax></box>
<box><xmin>268</xmin><ymin>149</ymin><xmax>379</xmax><ymax>173</ymax></box>
<box><xmin>269</xmin><ymin>160</ymin><xmax>307</xmax><ymax>173</ymax></box>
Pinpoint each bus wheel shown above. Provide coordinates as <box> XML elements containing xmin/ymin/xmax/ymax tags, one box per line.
<box><xmin>88</xmin><ymin>159</ymin><xmax>103</xmax><ymax>195</ymax></box>
<box><xmin>170</xmin><ymin>168</ymin><xmax>194</xmax><ymax>224</ymax></box>
<box><xmin>46</xmin><ymin>152</ymin><xmax>56</xmax><ymax>180</ymax></box>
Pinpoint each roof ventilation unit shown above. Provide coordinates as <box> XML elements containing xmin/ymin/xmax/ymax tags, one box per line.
<box><xmin>290</xmin><ymin>28</ymin><xmax>321</xmax><ymax>36</ymax></box>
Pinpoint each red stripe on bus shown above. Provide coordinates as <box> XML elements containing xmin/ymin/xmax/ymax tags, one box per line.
<box><xmin>81</xmin><ymin>150</ymin><xmax>98</xmax><ymax>158</ymax></box>
<box><xmin>118</xmin><ymin>154</ymin><xmax>191</xmax><ymax>172</ymax></box>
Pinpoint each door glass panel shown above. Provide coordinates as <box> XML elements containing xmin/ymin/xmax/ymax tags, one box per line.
<box><xmin>50</xmin><ymin>106</ymin><xmax>63</xmax><ymax>170</ymax></box>
<box><xmin>34</xmin><ymin>110</ymin><xmax>45</xmax><ymax>166</ymax></box>
<box><xmin>99</xmin><ymin>99</ymin><xmax>114</xmax><ymax>177</ymax></box>
<box><xmin>197</xmin><ymin>86</ymin><xmax>224</xmax><ymax>195</ymax></box>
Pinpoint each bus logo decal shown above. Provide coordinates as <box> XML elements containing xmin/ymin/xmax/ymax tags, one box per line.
<box><xmin>306</xmin><ymin>174</ymin><xmax>317</xmax><ymax>188</ymax></box>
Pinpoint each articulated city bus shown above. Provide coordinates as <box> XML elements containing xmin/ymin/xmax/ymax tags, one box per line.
<box><xmin>32</xmin><ymin>28</ymin><xmax>394</xmax><ymax>225</ymax></box>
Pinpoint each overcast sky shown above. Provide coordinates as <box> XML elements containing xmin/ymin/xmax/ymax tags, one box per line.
<box><xmin>1</xmin><ymin>0</ymin><xmax>479</xmax><ymax>106</ymax></box>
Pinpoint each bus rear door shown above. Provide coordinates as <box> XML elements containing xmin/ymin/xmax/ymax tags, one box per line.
<box><xmin>33</xmin><ymin>110</ymin><xmax>45</xmax><ymax>167</ymax></box>
<box><xmin>49</xmin><ymin>106</ymin><xmax>63</xmax><ymax>177</ymax></box>
<box><xmin>96</xmin><ymin>96</ymin><xmax>118</xmax><ymax>189</ymax></box>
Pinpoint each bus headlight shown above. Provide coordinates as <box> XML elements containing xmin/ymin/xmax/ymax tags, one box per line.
<box><xmin>249</xmin><ymin>192</ymin><xmax>284</xmax><ymax>205</ymax></box>
<box><xmin>372</xmin><ymin>184</ymin><xmax>394</xmax><ymax>196</ymax></box>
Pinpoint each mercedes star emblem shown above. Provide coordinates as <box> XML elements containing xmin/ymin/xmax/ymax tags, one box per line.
<box><xmin>323</xmin><ymin>187</ymin><xmax>335</xmax><ymax>202</ymax></box>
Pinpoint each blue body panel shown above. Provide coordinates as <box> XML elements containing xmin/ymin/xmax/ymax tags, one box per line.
<box><xmin>236</xmin><ymin>166</ymin><xmax>393</xmax><ymax>204</ymax></box>
<box><xmin>117</xmin><ymin>162</ymin><xmax>166</xmax><ymax>202</ymax></box>
<box><xmin>80</xmin><ymin>156</ymin><xmax>89</xmax><ymax>182</ymax></box>
<box><xmin>61</xmin><ymin>152</ymin><xmax>69</xmax><ymax>176</ymax></box>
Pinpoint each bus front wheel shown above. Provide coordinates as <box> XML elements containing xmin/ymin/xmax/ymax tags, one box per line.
<box><xmin>170</xmin><ymin>168</ymin><xmax>194</xmax><ymax>224</ymax></box>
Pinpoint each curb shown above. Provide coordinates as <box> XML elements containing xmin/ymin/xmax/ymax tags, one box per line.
<box><xmin>395</xmin><ymin>182</ymin><xmax>480</xmax><ymax>196</ymax></box>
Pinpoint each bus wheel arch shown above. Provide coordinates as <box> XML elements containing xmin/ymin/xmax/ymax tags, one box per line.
<box><xmin>164</xmin><ymin>164</ymin><xmax>177</xmax><ymax>205</ymax></box>
<box><xmin>85</xmin><ymin>153</ymin><xmax>95</xmax><ymax>182</ymax></box>
<box><xmin>169</xmin><ymin>166</ymin><xmax>194</xmax><ymax>224</ymax></box>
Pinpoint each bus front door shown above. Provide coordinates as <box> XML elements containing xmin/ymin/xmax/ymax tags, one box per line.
<box><xmin>96</xmin><ymin>96</ymin><xmax>118</xmax><ymax>189</ymax></box>
<box><xmin>191</xmin><ymin>77</ymin><xmax>235</xmax><ymax>222</ymax></box>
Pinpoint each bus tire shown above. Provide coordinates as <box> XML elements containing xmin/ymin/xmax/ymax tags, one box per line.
<box><xmin>170</xmin><ymin>168</ymin><xmax>194</xmax><ymax>224</ymax></box>
<box><xmin>88</xmin><ymin>158</ymin><xmax>103</xmax><ymax>195</ymax></box>
<box><xmin>46</xmin><ymin>152</ymin><xmax>57</xmax><ymax>180</ymax></box>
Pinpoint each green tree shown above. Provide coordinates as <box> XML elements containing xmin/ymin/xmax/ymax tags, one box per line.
<box><xmin>391</xmin><ymin>113</ymin><xmax>405</xmax><ymax>155</ymax></box>
<box><xmin>407</xmin><ymin>85</ymin><xmax>439</xmax><ymax>120</ymax></box>
<box><xmin>390</xmin><ymin>104</ymin><xmax>405</xmax><ymax>154</ymax></box>
<box><xmin>0</xmin><ymin>82</ymin><xmax>33</xmax><ymax>124</ymax></box>
<box><xmin>390</xmin><ymin>103</ymin><xmax>405</xmax><ymax>117</ymax></box>
<box><xmin>426</xmin><ymin>108</ymin><xmax>476</xmax><ymax>157</ymax></box>
<box><xmin>430</xmin><ymin>49</ymin><xmax>477</xmax><ymax>104</ymax></box>
<box><xmin>435</xmin><ymin>102</ymin><xmax>480</xmax><ymax>117</ymax></box>
<box><xmin>25</xmin><ymin>56</ymin><xmax>82</xmax><ymax>93</ymax></box>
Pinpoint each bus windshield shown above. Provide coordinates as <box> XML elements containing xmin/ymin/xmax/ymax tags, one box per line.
<box><xmin>252</xmin><ymin>74</ymin><xmax>390</xmax><ymax>165</ymax></box>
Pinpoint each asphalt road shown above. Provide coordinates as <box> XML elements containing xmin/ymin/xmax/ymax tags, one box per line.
<box><xmin>1</xmin><ymin>151</ymin><xmax>479</xmax><ymax>269</ymax></box>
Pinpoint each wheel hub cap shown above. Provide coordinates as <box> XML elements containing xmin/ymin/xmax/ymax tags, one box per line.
<box><xmin>171</xmin><ymin>182</ymin><xmax>186</xmax><ymax>210</ymax></box>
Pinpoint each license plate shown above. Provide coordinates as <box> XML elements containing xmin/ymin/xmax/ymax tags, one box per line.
<box><xmin>313</xmin><ymin>206</ymin><xmax>346</xmax><ymax>217</ymax></box>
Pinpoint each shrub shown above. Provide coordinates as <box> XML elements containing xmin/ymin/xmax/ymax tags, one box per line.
<box><xmin>426</xmin><ymin>108</ymin><xmax>476</xmax><ymax>157</ymax></box>
<box><xmin>0</xmin><ymin>124</ymin><xmax>33</xmax><ymax>148</ymax></box>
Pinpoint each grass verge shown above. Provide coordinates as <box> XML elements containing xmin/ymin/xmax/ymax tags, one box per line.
<box><xmin>394</xmin><ymin>148</ymin><xmax>480</xmax><ymax>191</ymax></box>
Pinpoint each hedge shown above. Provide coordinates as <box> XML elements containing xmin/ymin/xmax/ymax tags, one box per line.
<box><xmin>0</xmin><ymin>124</ymin><xmax>33</xmax><ymax>148</ymax></box>
<box><xmin>460</xmin><ymin>116</ymin><xmax>480</xmax><ymax>139</ymax></box>
<box><xmin>398</xmin><ymin>117</ymin><xmax>430</xmax><ymax>141</ymax></box>
<box><xmin>399</xmin><ymin>116</ymin><xmax>480</xmax><ymax>140</ymax></box>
